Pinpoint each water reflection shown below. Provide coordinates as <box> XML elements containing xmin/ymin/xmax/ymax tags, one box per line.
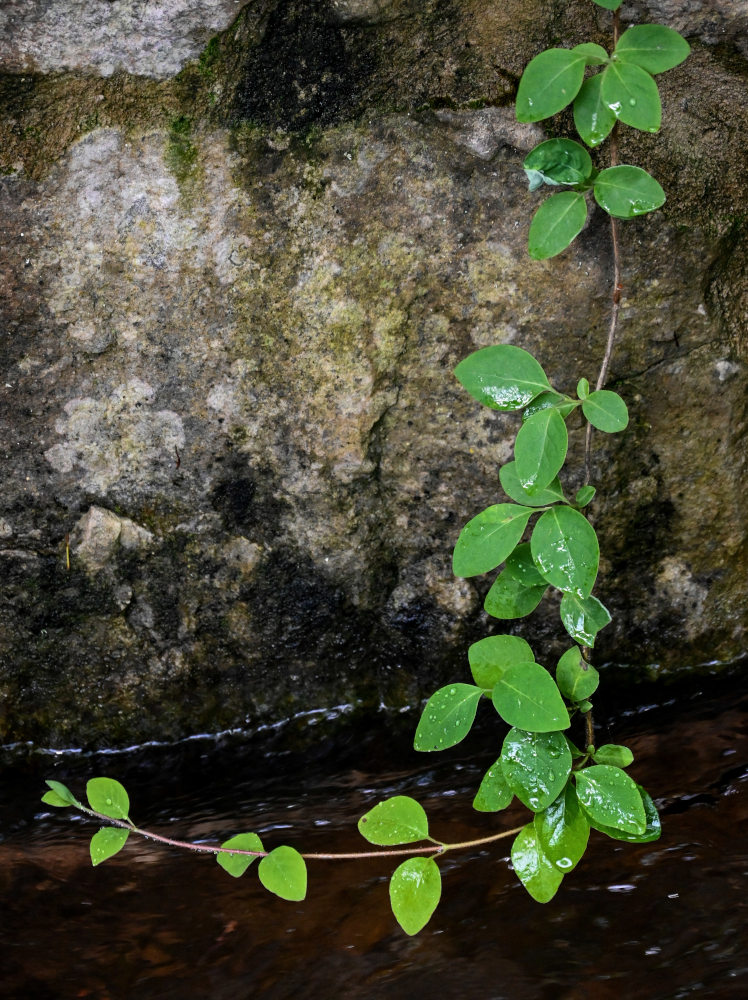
<box><xmin>1</xmin><ymin>676</ymin><xmax>746</xmax><ymax>999</ymax></box>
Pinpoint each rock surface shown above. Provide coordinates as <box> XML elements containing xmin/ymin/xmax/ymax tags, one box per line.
<box><xmin>0</xmin><ymin>0</ymin><xmax>746</xmax><ymax>747</ymax></box>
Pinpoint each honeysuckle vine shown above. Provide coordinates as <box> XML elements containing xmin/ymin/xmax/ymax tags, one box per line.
<box><xmin>42</xmin><ymin>0</ymin><xmax>687</xmax><ymax>936</ymax></box>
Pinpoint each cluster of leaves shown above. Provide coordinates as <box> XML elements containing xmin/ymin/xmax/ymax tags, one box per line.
<box><xmin>516</xmin><ymin>1</ymin><xmax>689</xmax><ymax>257</ymax></box>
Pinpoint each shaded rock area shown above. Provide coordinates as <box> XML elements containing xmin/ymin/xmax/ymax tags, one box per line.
<box><xmin>0</xmin><ymin>0</ymin><xmax>746</xmax><ymax>747</ymax></box>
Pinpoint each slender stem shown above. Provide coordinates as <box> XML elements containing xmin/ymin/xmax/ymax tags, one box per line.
<box><xmin>79</xmin><ymin>806</ymin><xmax>523</xmax><ymax>861</ymax></box>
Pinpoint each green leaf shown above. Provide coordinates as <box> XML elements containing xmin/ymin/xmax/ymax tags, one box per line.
<box><xmin>573</xmin><ymin>74</ymin><xmax>617</xmax><ymax>147</ymax></box>
<box><xmin>217</xmin><ymin>832</ymin><xmax>264</xmax><ymax>877</ymax></box>
<box><xmin>87</xmin><ymin>777</ymin><xmax>130</xmax><ymax>821</ymax></box>
<box><xmin>473</xmin><ymin>759</ymin><xmax>513</xmax><ymax>812</ymax></box>
<box><xmin>358</xmin><ymin>796</ymin><xmax>429</xmax><ymax>846</ymax></box>
<box><xmin>501</xmin><ymin>728</ymin><xmax>572</xmax><ymax>812</ymax></box>
<box><xmin>593</xmin><ymin>744</ymin><xmax>634</xmax><ymax>768</ymax></box>
<box><xmin>515</xmin><ymin>407</ymin><xmax>568</xmax><ymax>494</ymax></box>
<box><xmin>528</xmin><ymin>191</ymin><xmax>588</xmax><ymax>260</ymax></box>
<box><xmin>258</xmin><ymin>846</ymin><xmax>307</xmax><ymax>901</ymax></box>
<box><xmin>595</xmin><ymin>163</ymin><xmax>666</xmax><ymax>219</ymax></box>
<box><xmin>575</xmin><ymin>765</ymin><xmax>647</xmax><ymax>834</ymax></box>
<box><xmin>516</xmin><ymin>49</ymin><xmax>586</xmax><ymax>122</ymax></box>
<box><xmin>559</xmin><ymin>592</ymin><xmax>612</xmax><ymax>646</ymax></box>
<box><xmin>578</xmin><ymin>700</ymin><xmax>593</xmax><ymax>713</ymax></box>
<box><xmin>500</xmin><ymin>461</ymin><xmax>566</xmax><ymax>507</ymax></box>
<box><xmin>582</xmin><ymin>389</ymin><xmax>629</xmax><ymax>432</ymax></box>
<box><xmin>504</xmin><ymin>543</ymin><xmax>549</xmax><ymax>588</ymax></box>
<box><xmin>576</xmin><ymin>378</ymin><xmax>590</xmax><ymax>399</ymax></box>
<box><xmin>468</xmin><ymin>634</ymin><xmax>534</xmax><ymax>689</ymax></box>
<box><xmin>600</xmin><ymin>61</ymin><xmax>661</xmax><ymax>132</ymax></box>
<box><xmin>90</xmin><ymin>827</ymin><xmax>129</xmax><ymax>867</ymax></box>
<box><xmin>511</xmin><ymin>824</ymin><xmax>564</xmax><ymax>902</ymax></box>
<box><xmin>522</xmin><ymin>390</ymin><xmax>577</xmax><ymax>422</ymax></box>
<box><xmin>556</xmin><ymin>646</ymin><xmax>600</xmax><ymax>701</ymax></box>
<box><xmin>591</xmin><ymin>0</ymin><xmax>622</xmax><ymax>10</ymax></box>
<box><xmin>484</xmin><ymin>572</ymin><xmax>547</xmax><ymax>620</ymax></box>
<box><xmin>572</xmin><ymin>42</ymin><xmax>609</xmax><ymax>66</ymax></box>
<box><xmin>534</xmin><ymin>783</ymin><xmax>590</xmax><ymax>873</ymax></box>
<box><xmin>531</xmin><ymin>507</ymin><xmax>599</xmax><ymax>597</ymax></box>
<box><xmin>493</xmin><ymin>662</ymin><xmax>570</xmax><ymax>733</ymax></box>
<box><xmin>453</xmin><ymin>504</ymin><xmax>534</xmax><ymax>578</ymax></box>
<box><xmin>589</xmin><ymin>785</ymin><xmax>661</xmax><ymax>843</ymax></box>
<box><xmin>574</xmin><ymin>485</ymin><xmax>596</xmax><ymax>507</ymax></box>
<box><xmin>454</xmin><ymin>344</ymin><xmax>551</xmax><ymax>411</ymax></box>
<box><xmin>42</xmin><ymin>780</ymin><xmax>79</xmax><ymax>808</ymax></box>
<box><xmin>523</xmin><ymin>139</ymin><xmax>593</xmax><ymax>189</ymax></box>
<box><xmin>390</xmin><ymin>857</ymin><xmax>441</xmax><ymax>935</ymax></box>
<box><xmin>414</xmin><ymin>684</ymin><xmax>484</xmax><ymax>751</ymax></box>
<box><xmin>614</xmin><ymin>24</ymin><xmax>690</xmax><ymax>75</ymax></box>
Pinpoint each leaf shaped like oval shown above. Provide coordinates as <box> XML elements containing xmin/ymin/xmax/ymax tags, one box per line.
<box><xmin>87</xmin><ymin>777</ymin><xmax>130</xmax><ymax>820</ymax></box>
<box><xmin>358</xmin><ymin>796</ymin><xmax>429</xmax><ymax>846</ymax></box>
<box><xmin>528</xmin><ymin>191</ymin><xmax>588</xmax><ymax>260</ymax></box>
<box><xmin>582</xmin><ymin>389</ymin><xmax>629</xmax><ymax>432</ymax></box>
<box><xmin>534</xmin><ymin>783</ymin><xmax>590</xmax><ymax>873</ymax></box>
<box><xmin>390</xmin><ymin>857</ymin><xmax>442</xmax><ymax>935</ymax></box>
<box><xmin>573</xmin><ymin>74</ymin><xmax>617</xmax><ymax>147</ymax></box>
<box><xmin>500</xmin><ymin>462</ymin><xmax>566</xmax><ymax>508</ymax></box>
<box><xmin>492</xmin><ymin>662</ymin><xmax>570</xmax><ymax>732</ymax></box>
<box><xmin>473</xmin><ymin>759</ymin><xmax>513</xmax><ymax>812</ymax></box>
<box><xmin>414</xmin><ymin>683</ymin><xmax>484</xmax><ymax>751</ymax></box>
<box><xmin>575</xmin><ymin>765</ymin><xmax>647</xmax><ymax>834</ymax></box>
<box><xmin>593</xmin><ymin>744</ymin><xmax>634</xmax><ymax>768</ymax></box>
<box><xmin>588</xmin><ymin>784</ymin><xmax>662</xmax><ymax>843</ymax></box>
<box><xmin>90</xmin><ymin>827</ymin><xmax>129</xmax><ymax>867</ymax></box>
<box><xmin>515</xmin><ymin>407</ymin><xmax>569</xmax><ymax>495</ymax></box>
<box><xmin>258</xmin><ymin>846</ymin><xmax>307</xmax><ymax>901</ymax></box>
<box><xmin>600</xmin><ymin>61</ymin><xmax>661</xmax><ymax>132</ymax></box>
<box><xmin>531</xmin><ymin>507</ymin><xmax>599</xmax><ymax>598</ymax></box>
<box><xmin>559</xmin><ymin>592</ymin><xmax>612</xmax><ymax>646</ymax></box>
<box><xmin>614</xmin><ymin>24</ymin><xmax>690</xmax><ymax>75</ymax></box>
<box><xmin>453</xmin><ymin>504</ymin><xmax>534</xmax><ymax>578</ymax></box>
<box><xmin>217</xmin><ymin>832</ymin><xmax>264</xmax><ymax>877</ymax></box>
<box><xmin>594</xmin><ymin>164</ymin><xmax>666</xmax><ymax>218</ymax></box>
<box><xmin>454</xmin><ymin>345</ymin><xmax>551</xmax><ymax>411</ymax></box>
<box><xmin>523</xmin><ymin>138</ymin><xmax>593</xmax><ymax>187</ymax></box>
<box><xmin>501</xmin><ymin>728</ymin><xmax>572</xmax><ymax>812</ymax></box>
<box><xmin>511</xmin><ymin>824</ymin><xmax>564</xmax><ymax>902</ymax></box>
<box><xmin>468</xmin><ymin>634</ymin><xmax>534</xmax><ymax>689</ymax></box>
<box><xmin>516</xmin><ymin>49</ymin><xmax>586</xmax><ymax>122</ymax></box>
<box><xmin>556</xmin><ymin>646</ymin><xmax>600</xmax><ymax>701</ymax></box>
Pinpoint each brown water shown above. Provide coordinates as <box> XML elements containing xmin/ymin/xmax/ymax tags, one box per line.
<box><xmin>1</xmin><ymin>674</ymin><xmax>746</xmax><ymax>1000</ymax></box>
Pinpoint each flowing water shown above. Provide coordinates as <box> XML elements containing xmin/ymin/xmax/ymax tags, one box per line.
<box><xmin>1</xmin><ymin>673</ymin><xmax>746</xmax><ymax>999</ymax></box>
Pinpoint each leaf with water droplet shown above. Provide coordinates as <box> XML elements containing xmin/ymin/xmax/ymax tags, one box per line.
<box><xmin>258</xmin><ymin>846</ymin><xmax>307</xmax><ymax>901</ymax></box>
<box><xmin>523</xmin><ymin>138</ymin><xmax>593</xmax><ymax>188</ymax></box>
<box><xmin>358</xmin><ymin>796</ymin><xmax>430</xmax><ymax>846</ymax></box>
<box><xmin>522</xmin><ymin>391</ymin><xmax>577</xmax><ymax>423</ymax></box>
<box><xmin>531</xmin><ymin>506</ymin><xmax>599</xmax><ymax>598</ymax></box>
<box><xmin>573</xmin><ymin>73</ymin><xmax>617</xmax><ymax>147</ymax></box>
<box><xmin>389</xmin><ymin>857</ymin><xmax>441</xmax><ymax>935</ymax></box>
<box><xmin>511</xmin><ymin>824</ymin><xmax>563</xmax><ymax>902</ymax></box>
<box><xmin>528</xmin><ymin>191</ymin><xmax>588</xmax><ymax>260</ymax></box>
<box><xmin>559</xmin><ymin>591</ymin><xmax>611</xmax><ymax>646</ymax></box>
<box><xmin>500</xmin><ymin>728</ymin><xmax>572</xmax><ymax>811</ymax></box>
<box><xmin>217</xmin><ymin>832</ymin><xmax>264</xmax><ymax>877</ymax></box>
<box><xmin>600</xmin><ymin>61</ymin><xmax>661</xmax><ymax>132</ymax></box>
<box><xmin>473</xmin><ymin>758</ymin><xmax>513</xmax><ymax>812</ymax></box>
<box><xmin>587</xmin><ymin>784</ymin><xmax>661</xmax><ymax>842</ymax></box>
<box><xmin>516</xmin><ymin>49</ymin><xmax>587</xmax><ymax>122</ymax></box>
<box><xmin>614</xmin><ymin>24</ymin><xmax>690</xmax><ymax>75</ymax></box>
<box><xmin>594</xmin><ymin>165</ymin><xmax>665</xmax><ymax>219</ymax></box>
<box><xmin>575</xmin><ymin>765</ymin><xmax>646</xmax><ymax>834</ymax></box>
<box><xmin>500</xmin><ymin>461</ymin><xmax>566</xmax><ymax>508</ymax></box>
<box><xmin>453</xmin><ymin>504</ymin><xmax>534</xmax><ymax>578</ymax></box>
<box><xmin>556</xmin><ymin>645</ymin><xmax>599</xmax><ymax>701</ymax></box>
<box><xmin>484</xmin><ymin>571</ymin><xmax>548</xmax><ymax>620</ymax></box>
<box><xmin>534</xmin><ymin>783</ymin><xmax>590</xmax><ymax>872</ymax></box>
<box><xmin>468</xmin><ymin>634</ymin><xmax>534</xmax><ymax>688</ymax></box>
<box><xmin>582</xmin><ymin>389</ymin><xmax>629</xmax><ymax>432</ymax></box>
<box><xmin>86</xmin><ymin>777</ymin><xmax>130</xmax><ymax>820</ymax></box>
<box><xmin>454</xmin><ymin>344</ymin><xmax>551</xmax><ymax>411</ymax></box>
<box><xmin>515</xmin><ymin>407</ymin><xmax>569</xmax><ymax>495</ymax></box>
<box><xmin>493</xmin><ymin>661</ymin><xmax>570</xmax><ymax>732</ymax></box>
<box><xmin>90</xmin><ymin>827</ymin><xmax>129</xmax><ymax>867</ymax></box>
<box><xmin>414</xmin><ymin>683</ymin><xmax>484</xmax><ymax>751</ymax></box>
<box><xmin>42</xmin><ymin>780</ymin><xmax>80</xmax><ymax>809</ymax></box>
<box><xmin>593</xmin><ymin>744</ymin><xmax>634</xmax><ymax>768</ymax></box>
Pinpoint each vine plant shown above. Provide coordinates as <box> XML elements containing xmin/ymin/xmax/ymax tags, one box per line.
<box><xmin>41</xmin><ymin>0</ymin><xmax>689</xmax><ymax>937</ymax></box>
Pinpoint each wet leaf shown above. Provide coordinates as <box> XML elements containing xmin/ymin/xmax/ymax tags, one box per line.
<box><xmin>42</xmin><ymin>780</ymin><xmax>79</xmax><ymax>808</ymax></box>
<box><xmin>516</xmin><ymin>49</ymin><xmax>586</xmax><ymax>122</ymax></box>
<box><xmin>500</xmin><ymin>462</ymin><xmax>566</xmax><ymax>507</ymax></box>
<box><xmin>90</xmin><ymin>827</ymin><xmax>129</xmax><ymax>867</ymax></box>
<box><xmin>414</xmin><ymin>684</ymin><xmax>484</xmax><ymax>751</ymax></box>
<box><xmin>574</xmin><ymin>485</ymin><xmax>596</xmax><ymax>507</ymax></box>
<box><xmin>594</xmin><ymin>165</ymin><xmax>665</xmax><ymax>219</ymax></box>
<box><xmin>515</xmin><ymin>407</ymin><xmax>568</xmax><ymax>494</ymax></box>
<box><xmin>575</xmin><ymin>765</ymin><xmax>646</xmax><ymax>834</ymax></box>
<box><xmin>593</xmin><ymin>744</ymin><xmax>634</xmax><ymax>768</ymax></box>
<box><xmin>589</xmin><ymin>785</ymin><xmax>662</xmax><ymax>842</ymax></box>
<box><xmin>258</xmin><ymin>846</ymin><xmax>307</xmax><ymax>901</ymax></box>
<box><xmin>493</xmin><ymin>662</ymin><xmax>570</xmax><ymax>732</ymax></box>
<box><xmin>523</xmin><ymin>138</ymin><xmax>593</xmax><ymax>188</ymax></box>
<box><xmin>534</xmin><ymin>783</ymin><xmax>590</xmax><ymax>872</ymax></box>
<box><xmin>528</xmin><ymin>191</ymin><xmax>588</xmax><ymax>260</ymax></box>
<box><xmin>484</xmin><ymin>572</ymin><xmax>548</xmax><ymax>619</ymax></box>
<box><xmin>511</xmin><ymin>824</ymin><xmax>563</xmax><ymax>902</ymax></box>
<box><xmin>454</xmin><ymin>345</ymin><xmax>551</xmax><ymax>411</ymax></box>
<box><xmin>522</xmin><ymin>391</ymin><xmax>577</xmax><ymax>422</ymax></box>
<box><xmin>358</xmin><ymin>796</ymin><xmax>429</xmax><ymax>846</ymax></box>
<box><xmin>531</xmin><ymin>507</ymin><xmax>599</xmax><ymax>598</ymax></box>
<box><xmin>572</xmin><ymin>42</ymin><xmax>609</xmax><ymax>66</ymax></box>
<box><xmin>468</xmin><ymin>634</ymin><xmax>534</xmax><ymax>689</ymax></box>
<box><xmin>390</xmin><ymin>857</ymin><xmax>441</xmax><ymax>935</ymax></box>
<box><xmin>573</xmin><ymin>74</ymin><xmax>617</xmax><ymax>147</ymax></box>
<box><xmin>473</xmin><ymin>759</ymin><xmax>513</xmax><ymax>812</ymax></box>
<box><xmin>87</xmin><ymin>777</ymin><xmax>130</xmax><ymax>821</ymax></box>
<box><xmin>217</xmin><ymin>832</ymin><xmax>264</xmax><ymax>877</ymax></box>
<box><xmin>614</xmin><ymin>24</ymin><xmax>690</xmax><ymax>75</ymax></box>
<box><xmin>500</xmin><ymin>728</ymin><xmax>572</xmax><ymax>812</ymax></box>
<box><xmin>453</xmin><ymin>504</ymin><xmax>534</xmax><ymax>578</ymax></box>
<box><xmin>600</xmin><ymin>61</ymin><xmax>661</xmax><ymax>132</ymax></box>
<box><xmin>559</xmin><ymin>592</ymin><xmax>612</xmax><ymax>645</ymax></box>
<box><xmin>556</xmin><ymin>646</ymin><xmax>600</xmax><ymax>701</ymax></box>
